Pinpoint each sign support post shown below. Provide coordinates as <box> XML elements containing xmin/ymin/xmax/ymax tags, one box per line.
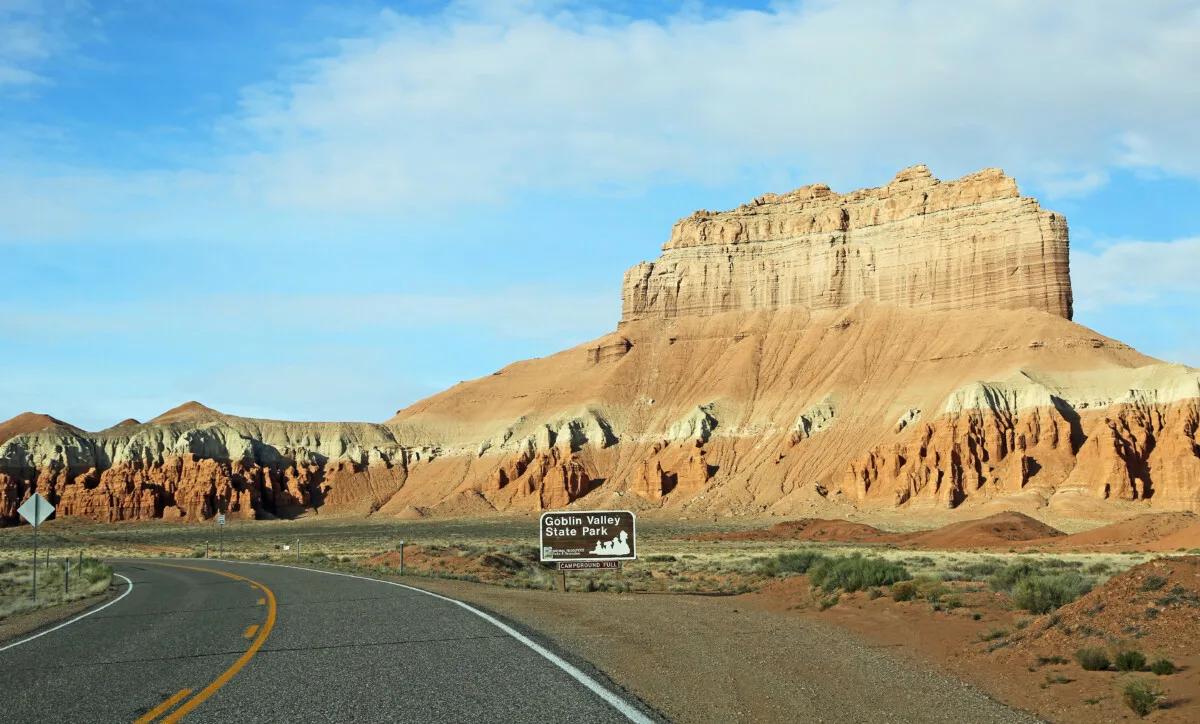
<box><xmin>397</xmin><ymin>540</ymin><xmax>405</xmax><ymax>575</ymax></box>
<box><xmin>32</xmin><ymin>509</ymin><xmax>38</xmax><ymax>600</ymax></box>
<box><xmin>18</xmin><ymin>493</ymin><xmax>55</xmax><ymax>603</ymax></box>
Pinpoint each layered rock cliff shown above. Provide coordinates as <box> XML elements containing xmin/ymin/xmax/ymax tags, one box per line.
<box><xmin>2</xmin><ymin>165</ymin><xmax>1197</xmax><ymax>525</ymax></box>
<box><xmin>622</xmin><ymin>165</ymin><xmax>1073</xmax><ymax>322</ymax></box>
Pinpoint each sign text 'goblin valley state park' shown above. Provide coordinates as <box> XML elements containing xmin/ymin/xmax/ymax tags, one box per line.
<box><xmin>539</xmin><ymin>510</ymin><xmax>637</xmax><ymax>564</ymax></box>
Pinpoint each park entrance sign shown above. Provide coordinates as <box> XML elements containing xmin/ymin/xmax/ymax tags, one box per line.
<box><xmin>539</xmin><ymin>510</ymin><xmax>637</xmax><ymax>564</ymax></box>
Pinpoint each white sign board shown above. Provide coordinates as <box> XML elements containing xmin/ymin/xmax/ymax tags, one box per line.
<box><xmin>217</xmin><ymin>513</ymin><xmax>226</xmax><ymax>526</ymax></box>
<box><xmin>17</xmin><ymin>493</ymin><xmax>54</xmax><ymax>527</ymax></box>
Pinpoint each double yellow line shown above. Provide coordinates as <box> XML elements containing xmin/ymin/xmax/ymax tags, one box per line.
<box><xmin>134</xmin><ymin>563</ymin><xmax>278</xmax><ymax>723</ymax></box>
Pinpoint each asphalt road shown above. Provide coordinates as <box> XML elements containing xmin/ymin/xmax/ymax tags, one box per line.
<box><xmin>0</xmin><ymin>560</ymin><xmax>654</xmax><ymax>723</ymax></box>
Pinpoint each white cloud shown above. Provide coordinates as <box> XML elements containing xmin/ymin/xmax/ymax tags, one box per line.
<box><xmin>223</xmin><ymin>0</ymin><xmax>1200</xmax><ymax>210</ymax></box>
<box><xmin>4</xmin><ymin>0</ymin><xmax>1200</xmax><ymax>240</ymax></box>
<box><xmin>0</xmin><ymin>0</ymin><xmax>85</xmax><ymax>89</ymax></box>
<box><xmin>1071</xmin><ymin>237</ymin><xmax>1200</xmax><ymax>312</ymax></box>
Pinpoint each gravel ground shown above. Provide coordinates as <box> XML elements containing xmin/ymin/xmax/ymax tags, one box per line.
<box><xmin>405</xmin><ymin>577</ymin><xmax>1044</xmax><ymax>723</ymax></box>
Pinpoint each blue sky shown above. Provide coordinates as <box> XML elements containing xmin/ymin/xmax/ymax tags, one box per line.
<box><xmin>3</xmin><ymin>0</ymin><xmax>1199</xmax><ymax>430</ymax></box>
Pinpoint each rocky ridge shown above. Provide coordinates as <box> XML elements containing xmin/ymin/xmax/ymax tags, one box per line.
<box><xmin>2</xmin><ymin>166</ymin><xmax>1197</xmax><ymax>525</ymax></box>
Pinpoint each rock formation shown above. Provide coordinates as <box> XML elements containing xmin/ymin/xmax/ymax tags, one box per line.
<box><xmin>1</xmin><ymin>165</ymin><xmax>1197</xmax><ymax>525</ymax></box>
<box><xmin>622</xmin><ymin>165</ymin><xmax>1073</xmax><ymax>322</ymax></box>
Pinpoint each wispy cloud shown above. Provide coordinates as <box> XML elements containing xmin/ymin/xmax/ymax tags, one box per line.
<box><xmin>1071</xmin><ymin>237</ymin><xmax>1200</xmax><ymax>312</ymax></box>
<box><xmin>0</xmin><ymin>0</ymin><xmax>88</xmax><ymax>89</ymax></box>
<box><xmin>5</xmin><ymin>1</ymin><xmax>1200</xmax><ymax>242</ymax></box>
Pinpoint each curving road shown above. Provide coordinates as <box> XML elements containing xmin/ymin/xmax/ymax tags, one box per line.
<box><xmin>0</xmin><ymin>560</ymin><xmax>654</xmax><ymax>723</ymax></box>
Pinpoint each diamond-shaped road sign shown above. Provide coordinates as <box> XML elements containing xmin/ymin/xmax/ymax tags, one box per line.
<box><xmin>17</xmin><ymin>493</ymin><xmax>54</xmax><ymax>527</ymax></box>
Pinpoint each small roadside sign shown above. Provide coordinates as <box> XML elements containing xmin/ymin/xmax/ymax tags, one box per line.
<box><xmin>217</xmin><ymin>513</ymin><xmax>226</xmax><ymax>526</ymax></box>
<box><xmin>17</xmin><ymin>493</ymin><xmax>53</xmax><ymax>527</ymax></box>
<box><xmin>539</xmin><ymin>510</ymin><xmax>636</xmax><ymax>563</ymax></box>
<box><xmin>558</xmin><ymin>560</ymin><xmax>621</xmax><ymax>571</ymax></box>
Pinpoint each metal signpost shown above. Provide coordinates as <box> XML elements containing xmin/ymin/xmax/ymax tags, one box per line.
<box><xmin>217</xmin><ymin>513</ymin><xmax>226</xmax><ymax>557</ymax></box>
<box><xmin>539</xmin><ymin>510</ymin><xmax>636</xmax><ymax>592</ymax></box>
<box><xmin>397</xmin><ymin>540</ymin><xmax>405</xmax><ymax>576</ymax></box>
<box><xmin>17</xmin><ymin>493</ymin><xmax>55</xmax><ymax>601</ymax></box>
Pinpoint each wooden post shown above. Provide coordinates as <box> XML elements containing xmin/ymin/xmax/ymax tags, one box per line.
<box><xmin>64</xmin><ymin>558</ymin><xmax>69</xmax><ymax>596</ymax></box>
<box><xmin>398</xmin><ymin>540</ymin><xmax>405</xmax><ymax>576</ymax></box>
<box><xmin>559</xmin><ymin>568</ymin><xmax>567</xmax><ymax>593</ymax></box>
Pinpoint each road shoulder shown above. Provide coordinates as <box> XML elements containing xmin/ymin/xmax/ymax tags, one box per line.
<box><xmin>0</xmin><ymin>589</ymin><xmax>113</xmax><ymax>647</ymax></box>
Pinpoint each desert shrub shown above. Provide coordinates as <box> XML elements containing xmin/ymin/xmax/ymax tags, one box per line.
<box><xmin>1075</xmin><ymin>647</ymin><xmax>1110</xmax><ymax>671</ymax></box>
<box><xmin>1149</xmin><ymin>658</ymin><xmax>1176</xmax><ymax>675</ymax></box>
<box><xmin>1086</xmin><ymin>562</ymin><xmax>1111</xmax><ymax>575</ymax></box>
<box><xmin>913</xmin><ymin>574</ymin><xmax>950</xmax><ymax>603</ymax></box>
<box><xmin>1115</xmin><ymin>649</ymin><xmax>1147</xmax><ymax>672</ymax></box>
<box><xmin>1122</xmin><ymin>679</ymin><xmax>1164</xmax><ymax>717</ymax></box>
<box><xmin>979</xmin><ymin>628</ymin><xmax>1008</xmax><ymax>642</ymax></box>
<box><xmin>807</xmin><ymin>554</ymin><xmax>911</xmax><ymax>593</ymax></box>
<box><xmin>891</xmin><ymin>580</ymin><xmax>918</xmax><ymax>601</ymax></box>
<box><xmin>867</xmin><ymin>588</ymin><xmax>883</xmax><ymax>600</ymax></box>
<box><xmin>1011</xmin><ymin>573</ymin><xmax>1093</xmax><ymax>613</ymax></box>
<box><xmin>817</xmin><ymin>593</ymin><xmax>840</xmax><ymax>610</ymax></box>
<box><xmin>1037</xmin><ymin>655</ymin><xmax>1070</xmax><ymax>666</ymax></box>
<box><xmin>757</xmin><ymin>550</ymin><xmax>827</xmax><ymax>577</ymax></box>
<box><xmin>645</xmin><ymin>554</ymin><xmax>677</xmax><ymax>562</ymax></box>
<box><xmin>957</xmin><ymin>560</ymin><xmax>1004</xmax><ymax>579</ymax></box>
<box><xmin>1140</xmin><ymin>574</ymin><xmax>1168</xmax><ymax>592</ymax></box>
<box><xmin>989</xmin><ymin>562</ymin><xmax>1044</xmax><ymax>592</ymax></box>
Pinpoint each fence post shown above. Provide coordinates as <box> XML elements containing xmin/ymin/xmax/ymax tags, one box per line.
<box><xmin>64</xmin><ymin>558</ymin><xmax>69</xmax><ymax>596</ymax></box>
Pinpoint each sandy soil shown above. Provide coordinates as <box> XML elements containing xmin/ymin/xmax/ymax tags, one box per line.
<box><xmin>404</xmin><ymin>575</ymin><xmax>1035</xmax><ymax>724</ymax></box>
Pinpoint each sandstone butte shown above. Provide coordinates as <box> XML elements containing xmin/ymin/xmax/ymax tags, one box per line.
<box><xmin>2</xmin><ymin>165</ymin><xmax>1198</xmax><ymax>526</ymax></box>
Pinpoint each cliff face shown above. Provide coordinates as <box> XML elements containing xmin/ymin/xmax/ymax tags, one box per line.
<box><xmin>2</xmin><ymin>166</ymin><xmax>1197</xmax><ymax>526</ymax></box>
<box><xmin>622</xmin><ymin>166</ymin><xmax>1073</xmax><ymax>323</ymax></box>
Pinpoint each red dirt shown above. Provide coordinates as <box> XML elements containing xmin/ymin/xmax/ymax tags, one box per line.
<box><xmin>0</xmin><ymin>412</ymin><xmax>74</xmax><ymax>445</ymax></box>
<box><xmin>1027</xmin><ymin>513</ymin><xmax>1200</xmax><ymax>552</ymax></box>
<box><xmin>692</xmin><ymin>518</ymin><xmax>890</xmax><ymax>543</ymax></box>
<box><xmin>700</xmin><ymin>512</ymin><xmax>1200</xmax><ymax>554</ymax></box>
<box><xmin>897</xmin><ymin>512</ymin><xmax>1065</xmax><ymax>549</ymax></box>
<box><xmin>741</xmin><ymin>556</ymin><xmax>1200</xmax><ymax>722</ymax></box>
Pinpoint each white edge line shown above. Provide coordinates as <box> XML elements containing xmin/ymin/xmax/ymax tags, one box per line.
<box><xmin>0</xmin><ymin>573</ymin><xmax>134</xmax><ymax>653</ymax></box>
<box><xmin>216</xmin><ymin>559</ymin><xmax>654</xmax><ymax>724</ymax></box>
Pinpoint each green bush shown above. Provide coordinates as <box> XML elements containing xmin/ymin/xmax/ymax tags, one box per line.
<box><xmin>1149</xmin><ymin>658</ymin><xmax>1176</xmax><ymax>675</ymax></box>
<box><xmin>989</xmin><ymin>562</ymin><xmax>1044</xmax><ymax>592</ymax></box>
<box><xmin>979</xmin><ymin>628</ymin><xmax>1008</xmax><ymax>642</ymax></box>
<box><xmin>1115</xmin><ymin>650</ymin><xmax>1147</xmax><ymax>672</ymax></box>
<box><xmin>1011</xmin><ymin>573</ymin><xmax>1093</xmax><ymax>613</ymax></box>
<box><xmin>817</xmin><ymin>593</ymin><xmax>840</xmax><ymax>610</ymax></box>
<box><xmin>1122</xmin><ymin>679</ymin><xmax>1164</xmax><ymax>717</ymax></box>
<box><xmin>1075</xmin><ymin>647</ymin><xmax>1110</xmax><ymax>671</ymax></box>
<box><xmin>807</xmin><ymin>554</ymin><xmax>911</xmax><ymax>593</ymax></box>
<box><xmin>891</xmin><ymin>580</ymin><xmax>918</xmax><ymax>601</ymax></box>
<box><xmin>758</xmin><ymin>550</ymin><xmax>827</xmax><ymax>577</ymax></box>
<box><xmin>1140</xmin><ymin>574</ymin><xmax>1168</xmax><ymax>591</ymax></box>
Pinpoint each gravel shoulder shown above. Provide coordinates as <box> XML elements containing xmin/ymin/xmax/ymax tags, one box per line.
<box><xmin>404</xmin><ymin>576</ymin><xmax>1041</xmax><ymax>723</ymax></box>
<box><xmin>0</xmin><ymin>590</ymin><xmax>112</xmax><ymax>647</ymax></box>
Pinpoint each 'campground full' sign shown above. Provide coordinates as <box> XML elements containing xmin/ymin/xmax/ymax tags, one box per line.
<box><xmin>539</xmin><ymin>510</ymin><xmax>637</xmax><ymax>563</ymax></box>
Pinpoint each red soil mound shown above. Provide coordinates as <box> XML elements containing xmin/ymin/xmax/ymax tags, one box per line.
<box><xmin>1009</xmin><ymin>556</ymin><xmax>1200</xmax><ymax>660</ymax></box>
<box><xmin>1037</xmin><ymin>512</ymin><xmax>1200</xmax><ymax>552</ymax></box>
<box><xmin>899</xmin><ymin>512</ymin><xmax>1065</xmax><ymax>549</ymax></box>
<box><xmin>0</xmin><ymin>412</ymin><xmax>74</xmax><ymax>445</ymax></box>
<box><xmin>693</xmin><ymin>518</ymin><xmax>889</xmax><ymax>543</ymax></box>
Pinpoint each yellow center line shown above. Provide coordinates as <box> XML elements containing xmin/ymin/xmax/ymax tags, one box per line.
<box><xmin>243</xmin><ymin>624</ymin><xmax>259</xmax><ymax>639</ymax></box>
<box><xmin>138</xmin><ymin>562</ymin><xmax>278</xmax><ymax>724</ymax></box>
<box><xmin>134</xmin><ymin>688</ymin><xmax>192</xmax><ymax>724</ymax></box>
